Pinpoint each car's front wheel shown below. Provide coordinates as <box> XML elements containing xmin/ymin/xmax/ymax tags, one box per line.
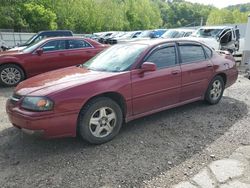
<box><xmin>0</xmin><ymin>64</ymin><xmax>25</xmax><ymax>86</ymax></box>
<box><xmin>78</xmin><ymin>97</ymin><xmax>123</xmax><ymax>144</ymax></box>
<box><xmin>205</xmin><ymin>75</ymin><xmax>225</xmax><ymax>104</ymax></box>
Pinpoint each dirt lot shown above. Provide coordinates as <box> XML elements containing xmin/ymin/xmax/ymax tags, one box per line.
<box><xmin>0</xmin><ymin>75</ymin><xmax>249</xmax><ymax>188</ymax></box>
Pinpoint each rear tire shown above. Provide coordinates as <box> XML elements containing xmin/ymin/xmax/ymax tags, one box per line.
<box><xmin>205</xmin><ymin>76</ymin><xmax>225</xmax><ymax>105</ymax></box>
<box><xmin>0</xmin><ymin>64</ymin><xmax>25</xmax><ymax>87</ymax></box>
<box><xmin>78</xmin><ymin>97</ymin><xmax>123</xmax><ymax>144</ymax></box>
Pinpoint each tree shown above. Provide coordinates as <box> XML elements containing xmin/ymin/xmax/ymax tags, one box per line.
<box><xmin>22</xmin><ymin>2</ymin><xmax>57</xmax><ymax>32</ymax></box>
<box><xmin>206</xmin><ymin>9</ymin><xmax>248</xmax><ymax>25</ymax></box>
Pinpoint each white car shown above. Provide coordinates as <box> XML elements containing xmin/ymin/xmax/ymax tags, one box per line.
<box><xmin>188</xmin><ymin>26</ymin><xmax>240</xmax><ymax>54</ymax></box>
<box><xmin>161</xmin><ymin>28</ymin><xmax>195</xmax><ymax>39</ymax></box>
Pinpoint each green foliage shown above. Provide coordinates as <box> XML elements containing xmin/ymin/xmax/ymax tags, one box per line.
<box><xmin>0</xmin><ymin>0</ymin><xmax>249</xmax><ymax>33</ymax></box>
<box><xmin>22</xmin><ymin>3</ymin><xmax>57</xmax><ymax>32</ymax></box>
<box><xmin>0</xmin><ymin>5</ymin><xmax>28</xmax><ymax>31</ymax></box>
<box><xmin>227</xmin><ymin>3</ymin><xmax>250</xmax><ymax>12</ymax></box>
<box><xmin>206</xmin><ymin>8</ymin><xmax>249</xmax><ymax>25</ymax></box>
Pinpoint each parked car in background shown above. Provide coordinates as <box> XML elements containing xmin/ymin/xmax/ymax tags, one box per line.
<box><xmin>98</xmin><ymin>32</ymin><xmax>116</xmax><ymax>44</ymax></box>
<box><xmin>9</xmin><ymin>30</ymin><xmax>73</xmax><ymax>51</ymax></box>
<box><xmin>6</xmin><ymin>39</ymin><xmax>238</xmax><ymax>144</ymax></box>
<box><xmin>118</xmin><ymin>30</ymin><xmax>154</xmax><ymax>43</ymax></box>
<box><xmin>161</xmin><ymin>28</ymin><xmax>195</xmax><ymax>38</ymax></box>
<box><xmin>0</xmin><ymin>37</ymin><xmax>108</xmax><ymax>86</ymax></box>
<box><xmin>189</xmin><ymin>26</ymin><xmax>240</xmax><ymax>54</ymax></box>
<box><xmin>105</xmin><ymin>32</ymin><xmax>126</xmax><ymax>44</ymax></box>
<box><xmin>150</xmin><ymin>29</ymin><xmax>167</xmax><ymax>38</ymax></box>
<box><xmin>110</xmin><ymin>31</ymin><xmax>142</xmax><ymax>44</ymax></box>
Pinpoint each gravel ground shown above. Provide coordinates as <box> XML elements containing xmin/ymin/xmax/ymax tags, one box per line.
<box><xmin>0</xmin><ymin>75</ymin><xmax>249</xmax><ymax>188</ymax></box>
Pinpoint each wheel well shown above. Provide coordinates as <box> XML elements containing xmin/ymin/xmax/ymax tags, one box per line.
<box><xmin>76</xmin><ymin>92</ymin><xmax>127</xmax><ymax>136</ymax></box>
<box><xmin>85</xmin><ymin>92</ymin><xmax>127</xmax><ymax>118</ymax></box>
<box><xmin>217</xmin><ymin>73</ymin><xmax>227</xmax><ymax>85</ymax></box>
<box><xmin>0</xmin><ymin>62</ymin><xmax>27</xmax><ymax>79</ymax></box>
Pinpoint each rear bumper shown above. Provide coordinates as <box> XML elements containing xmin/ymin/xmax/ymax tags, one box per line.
<box><xmin>225</xmin><ymin>68</ymin><xmax>238</xmax><ymax>88</ymax></box>
<box><xmin>6</xmin><ymin>99</ymin><xmax>79</xmax><ymax>139</ymax></box>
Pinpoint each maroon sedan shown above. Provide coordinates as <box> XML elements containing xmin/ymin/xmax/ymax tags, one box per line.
<box><xmin>6</xmin><ymin>39</ymin><xmax>238</xmax><ymax>144</ymax></box>
<box><xmin>0</xmin><ymin>37</ymin><xmax>108</xmax><ymax>86</ymax></box>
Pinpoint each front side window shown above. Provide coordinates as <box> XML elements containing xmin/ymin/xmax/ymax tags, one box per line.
<box><xmin>146</xmin><ymin>46</ymin><xmax>176</xmax><ymax>69</ymax></box>
<box><xmin>68</xmin><ymin>40</ymin><xmax>91</xmax><ymax>49</ymax></box>
<box><xmin>179</xmin><ymin>44</ymin><xmax>206</xmax><ymax>63</ymax></box>
<box><xmin>42</xmin><ymin>40</ymin><xmax>66</xmax><ymax>52</ymax></box>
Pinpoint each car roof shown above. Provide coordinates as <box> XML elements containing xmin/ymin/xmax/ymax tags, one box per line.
<box><xmin>129</xmin><ymin>38</ymin><xmax>205</xmax><ymax>46</ymax></box>
<box><xmin>197</xmin><ymin>26</ymin><xmax>232</xmax><ymax>30</ymax></box>
<box><xmin>167</xmin><ymin>28</ymin><xmax>195</xmax><ymax>32</ymax></box>
<box><xmin>41</xmin><ymin>36</ymin><xmax>86</xmax><ymax>42</ymax></box>
<box><xmin>37</xmin><ymin>30</ymin><xmax>73</xmax><ymax>34</ymax></box>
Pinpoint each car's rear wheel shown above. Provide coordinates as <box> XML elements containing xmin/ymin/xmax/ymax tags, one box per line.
<box><xmin>78</xmin><ymin>97</ymin><xmax>123</xmax><ymax>144</ymax></box>
<box><xmin>205</xmin><ymin>75</ymin><xmax>225</xmax><ymax>104</ymax></box>
<box><xmin>0</xmin><ymin>64</ymin><xmax>25</xmax><ymax>86</ymax></box>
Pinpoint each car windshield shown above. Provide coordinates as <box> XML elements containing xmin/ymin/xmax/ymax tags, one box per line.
<box><xmin>192</xmin><ymin>28</ymin><xmax>223</xmax><ymax>38</ymax></box>
<box><xmin>83</xmin><ymin>44</ymin><xmax>148</xmax><ymax>72</ymax></box>
<box><xmin>24</xmin><ymin>34</ymin><xmax>38</xmax><ymax>45</ymax></box>
<box><xmin>22</xmin><ymin>40</ymin><xmax>44</xmax><ymax>53</ymax></box>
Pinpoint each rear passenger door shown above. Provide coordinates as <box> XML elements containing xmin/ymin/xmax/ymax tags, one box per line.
<box><xmin>178</xmin><ymin>42</ymin><xmax>214</xmax><ymax>102</ymax></box>
<box><xmin>66</xmin><ymin>39</ymin><xmax>99</xmax><ymax>65</ymax></box>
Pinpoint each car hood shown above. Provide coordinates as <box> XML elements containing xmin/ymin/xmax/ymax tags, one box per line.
<box><xmin>15</xmin><ymin>66</ymin><xmax>121</xmax><ymax>96</ymax></box>
<box><xmin>0</xmin><ymin>50</ymin><xmax>24</xmax><ymax>56</ymax></box>
<box><xmin>8</xmin><ymin>46</ymin><xmax>26</xmax><ymax>51</ymax></box>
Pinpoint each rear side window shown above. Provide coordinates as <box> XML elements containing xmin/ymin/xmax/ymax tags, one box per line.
<box><xmin>179</xmin><ymin>44</ymin><xmax>206</xmax><ymax>63</ymax></box>
<box><xmin>42</xmin><ymin>40</ymin><xmax>66</xmax><ymax>52</ymax></box>
<box><xmin>146</xmin><ymin>46</ymin><xmax>176</xmax><ymax>69</ymax></box>
<box><xmin>68</xmin><ymin>40</ymin><xmax>91</xmax><ymax>49</ymax></box>
<box><xmin>203</xmin><ymin>45</ymin><xmax>212</xmax><ymax>59</ymax></box>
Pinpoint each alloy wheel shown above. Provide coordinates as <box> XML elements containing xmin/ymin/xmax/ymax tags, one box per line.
<box><xmin>0</xmin><ymin>67</ymin><xmax>21</xmax><ymax>85</ymax></box>
<box><xmin>89</xmin><ymin>107</ymin><xmax>117</xmax><ymax>138</ymax></box>
<box><xmin>210</xmin><ymin>80</ymin><xmax>222</xmax><ymax>101</ymax></box>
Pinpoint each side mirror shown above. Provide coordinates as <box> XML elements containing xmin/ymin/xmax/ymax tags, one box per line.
<box><xmin>140</xmin><ymin>62</ymin><xmax>156</xmax><ymax>73</ymax></box>
<box><xmin>36</xmin><ymin>48</ymin><xmax>43</xmax><ymax>56</ymax></box>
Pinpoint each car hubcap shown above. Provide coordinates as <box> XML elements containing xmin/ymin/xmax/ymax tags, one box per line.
<box><xmin>89</xmin><ymin>107</ymin><xmax>116</xmax><ymax>138</ymax></box>
<box><xmin>210</xmin><ymin>80</ymin><xmax>222</xmax><ymax>100</ymax></box>
<box><xmin>1</xmin><ymin>67</ymin><xmax>21</xmax><ymax>85</ymax></box>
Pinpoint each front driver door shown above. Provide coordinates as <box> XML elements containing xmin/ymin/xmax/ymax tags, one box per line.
<box><xmin>131</xmin><ymin>43</ymin><xmax>181</xmax><ymax>115</ymax></box>
<box><xmin>26</xmin><ymin>39</ymin><xmax>68</xmax><ymax>76</ymax></box>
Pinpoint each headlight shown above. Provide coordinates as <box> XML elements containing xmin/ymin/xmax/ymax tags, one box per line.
<box><xmin>21</xmin><ymin>96</ymin><xmax>54</xmax><ymax>111</ymax></box>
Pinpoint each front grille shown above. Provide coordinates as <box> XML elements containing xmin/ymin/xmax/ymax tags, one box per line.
<box><xmin>10</xmin><ymin>93</ymin><xmax>22</xmax><ymax>104</ymax></box>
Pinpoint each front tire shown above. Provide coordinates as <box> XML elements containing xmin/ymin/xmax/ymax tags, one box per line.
<box><xmin>0</xmin><ymin>64</ymin><xmax>25</xmax><ymax>86</ymax></box>
<box><xmin>78</xmin><ymin>97</ymin><xmax>123</xmax><ymax>144</ymax></box>
<box><xmin>205</xmin><ymin>76</ymin><xmax>225</xmax><ymax>105</ymax></box>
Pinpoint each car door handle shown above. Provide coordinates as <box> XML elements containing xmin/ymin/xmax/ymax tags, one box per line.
<box><xmin>171</xmin><ymin>70</ymin><xmax>180</xmax><ymax>75</ymax></box>
<box><xmin>207</xmin><ymin>64</ymin><xmax>213</xmax><ymax>68</ymax></box>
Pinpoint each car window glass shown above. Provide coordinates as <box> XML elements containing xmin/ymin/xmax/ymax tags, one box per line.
<box><xmin>179</xmin><ymin>44</ymin><xmax>206</xmax><ymax>63</ymax></box>
<box><xmin>68</xmin><ymin>40</ymin><xmax>91</xmax><ymax>49</ymax></box>
<box><xmin>42</xmin><ymin>40</ymin><xmax>66</xmax><ymax>52</ymax></box>
<box><xmin>146</xmin><ymin>46</ymin><xmax>176</xmax><ymax>69</ymax></box>
<box><xmin>203</xmin><ymin>46</ymin><xmax>212</xmax><ymax>59</ymax></box>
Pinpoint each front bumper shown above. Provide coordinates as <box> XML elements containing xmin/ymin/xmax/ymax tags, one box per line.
<box><xmin>6</xmin><ymin>99</ymin><xmax>79</xmax><ymax>139</ymax></box>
